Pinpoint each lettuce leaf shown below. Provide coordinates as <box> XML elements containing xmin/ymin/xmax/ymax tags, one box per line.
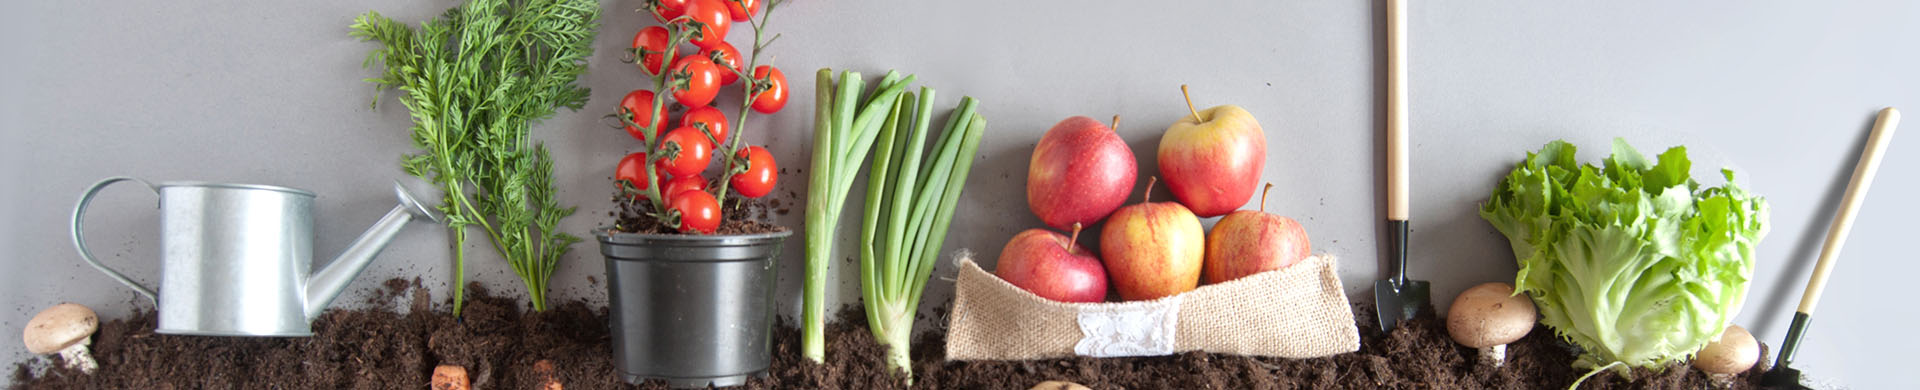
<box><xmin>1481</xmin><ymin>139</ymin><xmax>1768</xmax><ymax>375</ymax></box>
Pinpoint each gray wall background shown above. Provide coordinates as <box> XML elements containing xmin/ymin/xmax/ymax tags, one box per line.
<box><xmin>4</xmin><ymin>0</ymin><xmax>1915</xmax><ymax>387</ymax></box>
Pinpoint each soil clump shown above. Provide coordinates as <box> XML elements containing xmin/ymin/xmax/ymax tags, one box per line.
<box><xmin>13</xmin><ymin>281</ymin><xmax>1769</xmax><ymax>389</ymax></box>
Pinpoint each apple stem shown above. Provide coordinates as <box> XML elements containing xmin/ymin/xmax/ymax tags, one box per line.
<box><xmin>1110</xmin><ymin>115</ymin><xmax>1121</xmax><ymax>133</ymax></box>
<box><xmin>1143</xmin><ymin>176</ymin><xmax>1158</xmax><ymax>203</ymax></box>
<box><xmin>1261</xmin><ymin>183</ymin><xmax>1273</xmax><ymax>212</ymax></box>
<box><xmin>1065</xmin><ymin>223</ymin><xmax>1083</xmax><ymax>251</ymax></box>
<box><xmin>1180</xmin><ymin>85</ymin><xmax>1201</xmax><ymax>122</ymax></box>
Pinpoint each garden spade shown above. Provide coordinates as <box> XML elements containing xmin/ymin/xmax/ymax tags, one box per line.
<box><xmin>1764</xmin><ymin>107</ymin><xmax>1900</xmax><ymax>389</ymax></box>
<box><xmin>1374</xmin><ymin>0</ymin><xmax>1429</xmax><ymax>332</ymax></box>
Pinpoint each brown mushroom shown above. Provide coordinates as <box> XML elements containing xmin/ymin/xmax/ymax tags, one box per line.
<box><xmin>23</xmin><ymin>303</ymin><xmax>99</xmax><ymax>373</ymax></box>
<box><xmin>1030</xmin><ymin>380</ymin><xmax>1092</xmax><ymax>390</ymax></box>
<box><xmin>1693</xmin><ymin>324</ymin><xmax>1758</xmax><ymax>387</ymax></box>
<box><xmin>1446</xmin><ymin>282</ymin><xmax>1536</xmax><ymax>367</ymax></box>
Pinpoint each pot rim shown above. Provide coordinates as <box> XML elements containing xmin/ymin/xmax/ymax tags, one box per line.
<box><xmin>593</xmin><ymin>226</ymin><xmax>792</xmax><ymax>244</ymax></box>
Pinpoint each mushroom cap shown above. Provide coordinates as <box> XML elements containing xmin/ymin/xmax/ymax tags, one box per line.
<box><xmin>23</xmin><ymin>303</ymin><xmax>98</xmax><ymax>354</ymax></box>
<box><xmin>1693</xmin><ymin>324</ymin><xmax>1759</xmax><ymax>375</ymax></box>
<box><xmin>1446</xmin><ymin>282</ymin><xmax>1537</xmax><ymax>348</ymax></box>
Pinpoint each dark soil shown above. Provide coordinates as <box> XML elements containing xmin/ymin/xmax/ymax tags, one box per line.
<box><xmin>14</xmin><ymin>281</ymin><xmax>1772</xmax><ymax>389</ymax></box>
<box><xmin>607</xmin><ymin>184</ymin><xmax>784</xmax><ymax>235</ymax></box>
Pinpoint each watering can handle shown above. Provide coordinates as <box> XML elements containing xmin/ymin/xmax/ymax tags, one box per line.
<box><xmin>71</xmin><ymin>176</ymin><xmax>160</xmax><ymax>302</ymax></box>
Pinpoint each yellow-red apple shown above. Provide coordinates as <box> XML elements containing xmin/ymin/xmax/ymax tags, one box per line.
<box><xmin>994</xmin><ymin>224</ymin><xmax>1109</xmax><ymax>303</ymax></box>
<box><xmin>1203</xmin><ymin>184</ymin><xmax>1310</xmax><ymax>284</ymax></box>
<box><xmin>1029</xmin><ymin>115</ymin><xmax>1136</xmax><ymax>230</ymax></box>
<box><xmin>1099</xmin><ymin>177</ymin><xmax>1205</xmax><ymax>301</ymax></box>
<box><xmin>1158</xmin><ymin>86</ymin><xmax>1265</xmax><ymax>217</ymax></box>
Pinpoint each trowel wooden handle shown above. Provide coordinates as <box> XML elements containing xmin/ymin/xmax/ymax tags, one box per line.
<box><xmin>1797</xmin><ymin>107</ymin><xmax>1900</xmax><ymax>314</ymax></box>
<box><xmin>1386</xmin><ymin>0</ymin><xmax>1410</xmax><ymax>221</ymax></box>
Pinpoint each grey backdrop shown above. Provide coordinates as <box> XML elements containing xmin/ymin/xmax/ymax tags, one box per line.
<box><xmin>4</xmin><ymin>0</ymin><xmax>1915</xmax><ymax>387</ymax></box>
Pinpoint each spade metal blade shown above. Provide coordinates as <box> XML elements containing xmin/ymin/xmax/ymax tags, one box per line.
<box><xmin>1374</xmin><ymin>279</ymin><xmax>1429</xmax><ymax>331</ymax></box>
<box><xmin>1762</xmin><ymin>366</ymin><xmax>1810</xmax><ymax>390</ymax></box>
<box><xmin>1374</xmin><ymin>220</ymin><xmax>1428</xmax><ymax>331</ymax></box>
<box><xmin>1762</xmin><ymin>312</ymin><xmax>1817</xmax><ymax>389</ymax></box>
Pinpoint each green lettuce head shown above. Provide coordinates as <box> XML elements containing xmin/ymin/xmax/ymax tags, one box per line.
<box><xmin>1480</xmin><ymin>139</ymin><xmax>1768</xmax><ymax>377</ymax></box>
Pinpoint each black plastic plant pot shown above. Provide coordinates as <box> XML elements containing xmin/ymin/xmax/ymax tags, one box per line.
<box><xmin>595</xmin><ymin>228</ymin><xmax>790</xmax><ymax>388</ymax></box>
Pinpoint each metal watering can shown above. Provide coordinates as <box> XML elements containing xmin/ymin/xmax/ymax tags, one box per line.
<box><xmin>70</xmin><ymin>177</ymin><xmax>440</xmax><ymax>336</ymax></box>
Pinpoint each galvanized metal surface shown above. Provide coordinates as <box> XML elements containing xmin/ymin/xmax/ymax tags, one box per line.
<box><xmin>70</xmin><ymin>178</ymin><xmax>436</xmax><ymax>336</ymax></box>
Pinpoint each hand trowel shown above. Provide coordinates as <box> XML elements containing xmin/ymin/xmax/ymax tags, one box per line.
<box><xmin>1374</xmin><ymin>0</ymin><xmax>1430</xmax><ymax>331</ymax></box>
<box><xmin>1764</xmin><ymin>107</ymin><xmax>1900</xmax><ymax>389</ymax></box>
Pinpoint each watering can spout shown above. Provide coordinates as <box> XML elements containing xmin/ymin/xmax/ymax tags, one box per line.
<box><xmin>304</xmin><ymin>182</ymin><xmax>441</xmax><ymax>320</ymax></box>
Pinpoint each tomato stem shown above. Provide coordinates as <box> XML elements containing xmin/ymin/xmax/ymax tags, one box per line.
<box><xmin>633</xmin><ymin>23</ymin><xmax>702</xmax><ymax>216</ymax></box>
<box><xmin>713</xmin><ymin>0</ymin><xmax>782</xmax><ymax>211</ymax></box>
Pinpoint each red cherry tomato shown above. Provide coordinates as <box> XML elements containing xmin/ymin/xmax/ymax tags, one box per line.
<box><xmin>649</xmin><ymin>0</ymin><xmax>690</xmax><ymax>23</ymax></box>
<box><xmin>631</xmin><ymin>26</ymin><xmax>675</xmax><ymax>75</ymax></box>
<box><xmin>619</xmin><ymin>90</ymin><xmax>664</xmax><ymax>141</ymax></box>
<box><xmin>669</xmin><ymin>189</ymin><xmax>722</xmax><ymax>234</ymax></box>
<box><xmin>725</xmin><ymin>0</ymin><xmax>761</xmax><ymax>22</ymax></box>
<box><xmin>670</xmin><ymin>56</ymin><xmax>722</xmax><ymax>107</ymax></box>
<box><xmin>730</xmin><ymin>146</ymin><xmax>777</xmax><ymax>198</ymax></box>
<box><xmin>657</xmin><ymin>126</ymin><xmax>714</xmax><ymax>176</ymax></box>
<box><xmin>679</xmin><ymin>0</ymin><xmax>731</xmax><ymax>50</ymax></box>
<box><xmin>701</xmin><ymin>43</ymin><xmax>744</xmax><ymax>86</ymax></box>
<box><xmin>663</xmin><ymin>174</ymin><xmax>708</xmax><ymax>202</ymax></box>
<box><xmin>615</xmin><ymin>152</ymin><xmax>660</xmax><ymax>193</ymax></box>
<box><xmin>680</xmin><ymin>106</ymin><xmax>729</xmax><ymax>144</ymax></box>
<box><xmin>749</xmin><ymin>65</ymin><xmax>788</xmax><ymax>114</ymax></box>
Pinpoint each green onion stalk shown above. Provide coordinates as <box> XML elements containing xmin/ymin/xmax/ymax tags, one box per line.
<box><xmin>804</xmin><ymin>69</ymin><xmax>915</xmax><ymax>362</ymax></box>
<box><xmin>859</xmin><ymin>92</ymin><xmax>985</xmax><ymax>379</ymax></box>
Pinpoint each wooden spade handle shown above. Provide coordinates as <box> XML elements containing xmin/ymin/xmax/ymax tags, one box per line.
<box><xmin>1798</xmin><ymin>107</ymin><xmax>1900</xmax><ymax>314</ymax></box>
<box><xmin>1386</xmin><ymin>0</ymin><xmax>1410</xmax><ymax>221</ymax></box>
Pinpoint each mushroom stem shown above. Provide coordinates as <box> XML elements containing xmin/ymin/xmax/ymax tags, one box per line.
<box><xmin>1479</xmin><ymin>344</ymin><xmax>1507</xmax><ymax>368</ymax></box>
<box><xmin>58</xmin><ymin>342</ymin><xmax>96</xmax><ymax>373</ymax></box>
<box><xmin>1707</xmin><ymin>373</ymin><xmax>1734</xmax><ymax>388</ymax></box>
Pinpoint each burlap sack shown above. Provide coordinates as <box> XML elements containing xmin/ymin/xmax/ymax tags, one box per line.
<box><xmin>946</xmin><ymin>253</ymin><xmax>1358</xmax><ymax>361</ymax></box>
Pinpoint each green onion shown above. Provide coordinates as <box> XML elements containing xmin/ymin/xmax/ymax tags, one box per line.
<box><xmin>860</xmin><ymin>92</ymin><xmax>986</xmax><ymax>380</ymax></box>
<box><xmin>803</xmin><ymin>69</ymin><xmax>914</xmax><ymax>362</ymax></box>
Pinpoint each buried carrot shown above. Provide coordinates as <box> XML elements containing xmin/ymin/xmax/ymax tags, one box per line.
<box><xmin>430</xmin><ymin>365</ymin><xmax>469</xmax><ymax>390</ymax></box>
<box><xmin>533</xmin><ymin>359</ymin><xmax>563</xmax><ymax>390</ymax></box>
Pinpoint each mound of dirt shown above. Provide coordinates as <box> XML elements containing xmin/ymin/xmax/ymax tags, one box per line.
<box><xmin>13</xmin><ymin>280</ymin><xmax>1767</xmax><ymax>389</ymax></box>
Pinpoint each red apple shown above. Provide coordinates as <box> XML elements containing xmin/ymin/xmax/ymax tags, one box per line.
<box><xmin>994</xmin><ymin>224</ymin><xmax>1109</xmax><ymax>303</ymax></box>
<box><xmin>1029</xmin><ymin>115</ymin><xmax>1137</xmax><ymax>231</ymax></box>
<box><xmin>1158</xmin><ymin>86</ymin><xmax>1266</xmax><ymax>217</ymax></box>
<box><xmin>1203</xmin><ymin>184</ymin><xmax>1310</xmax><ymax>284</ymax></box>
<box><xmin>1100</xmin><ymin>177</ymin><xmax>1206</xmax><ymax>301</ymax></box>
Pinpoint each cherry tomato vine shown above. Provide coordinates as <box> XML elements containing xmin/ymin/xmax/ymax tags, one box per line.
<box><xmin>615</xmin><ymin>0</ymin><xmax>788</xmax><ymax>233</ymax></box>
